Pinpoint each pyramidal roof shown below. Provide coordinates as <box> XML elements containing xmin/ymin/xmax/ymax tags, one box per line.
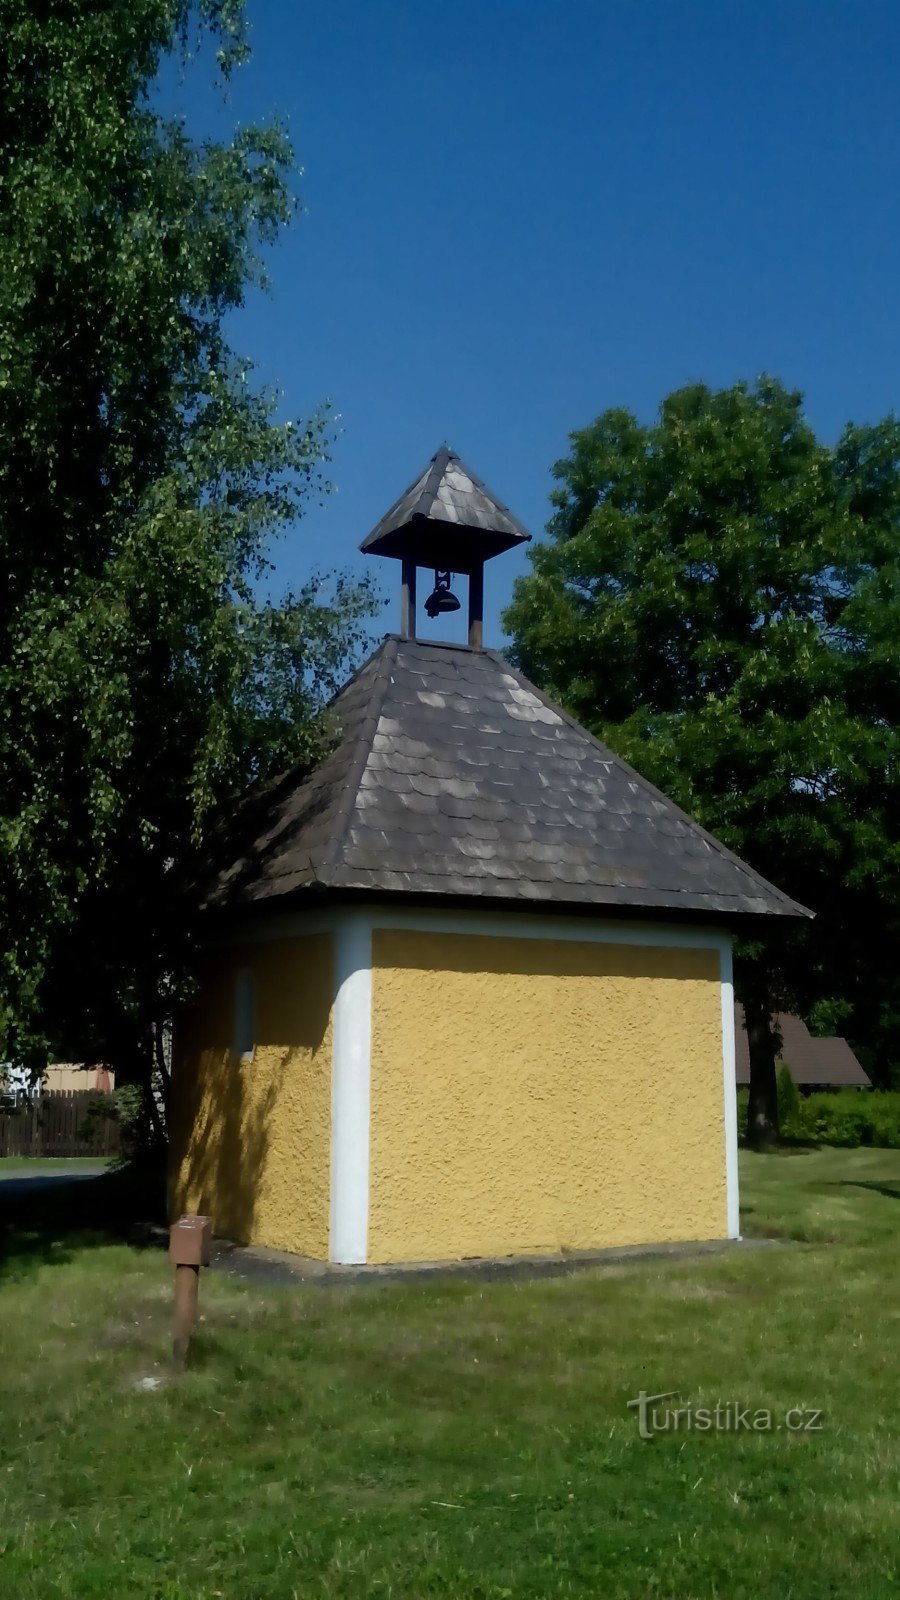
<box><xmin>359</xmin><ymin>445</ymin><xmax>532</xmax><ymax>562</ymax></box>
<box><xmin>203</xmin><ymin>636</ymin><xmax>808</xmax><ymax>921</ymax></box>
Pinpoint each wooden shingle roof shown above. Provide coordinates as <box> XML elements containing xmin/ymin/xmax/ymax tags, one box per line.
<box><xmin>359</xmin><ymin>446</ymin><xmax>532</xmax><ymax>566</ymax></box>
<box><xmin>203</xmin><ymin>635</ymin><xmax>809</xmax><ymax>921</ymax></box>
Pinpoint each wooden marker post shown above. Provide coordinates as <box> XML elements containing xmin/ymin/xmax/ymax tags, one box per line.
<box><xmin>169</xmin><ymin>1214</ymin><xmax>212</xmax><ymax>1370</ymax></box>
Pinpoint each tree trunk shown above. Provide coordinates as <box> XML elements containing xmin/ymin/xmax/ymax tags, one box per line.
<box><xmin>744</xmin><ymin>991</ymin><xmax>780</xmax><ymax>1150</ymax></box>
<box><xmin>145</xmin><ymin>1066</ymin><xmax>167</xmax><ymax>1151</ymax></box>
<box><xmin>153</xmin><ymin>1019</ymin><xmax>172</xmax><ymax>1121</ymax></box>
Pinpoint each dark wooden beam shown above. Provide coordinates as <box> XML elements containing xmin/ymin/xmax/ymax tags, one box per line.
<box><xmin>468</xmin><ymin>563</ymin><xmax>484</xmax><ymax>650</ymax></box>
<box><xmin>401</xmin><ymin>559</ymin><xmax>417</xmax><ymax>639</ymax></box>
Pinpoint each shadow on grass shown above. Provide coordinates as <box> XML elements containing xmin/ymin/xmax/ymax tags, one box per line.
<box><xmin>737</xmin><ymin>1206</ymin><xmax>792</xmax><ymax>1241</ymax></box>
<box><xmin>738</xmin><ymin>1139</ymin><xmax>817</xmax><ymax>1156</ymax></box>
<box><xmin>0</xmin><ymin>1161</ymin><xmax>167</xmax><ymax>1281</ymax></box>
<box><xmin>829</xmin><ymin>1179</ymin><xmax>900</xmax><ymax>1201</ymax></box>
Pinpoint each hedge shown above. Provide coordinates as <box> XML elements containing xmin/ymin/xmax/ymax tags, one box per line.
<box><xmin>737</xmin><ymin>1086</ymin><xmax>900</xmax><ymax>1148</ymax></box>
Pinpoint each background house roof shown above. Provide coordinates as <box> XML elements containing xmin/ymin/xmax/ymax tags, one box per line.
<box><xmin>734</xmin><ymin>1006</ymin><xmax>870</xmax><ymax>1087</ymax></box>
<box><xmin>203</xmin><ymin>635</ymin><xmax>809</xmax><ymax>921</ymax></box>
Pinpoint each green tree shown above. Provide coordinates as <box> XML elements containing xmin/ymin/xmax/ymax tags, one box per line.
<box><xmin>827</xmin><ymin>418</ymin><xmax>900</xmax><ymax>1075</ymax></box>
<box><xmin>0</xmin><ymin>0</ymin><xmax>375</xmax><ymax>1134</ymax></box>
<box><xmin>505</xmin><ymin>379</ymin><xmax>900</xmax><ymax>1145</ymax></box>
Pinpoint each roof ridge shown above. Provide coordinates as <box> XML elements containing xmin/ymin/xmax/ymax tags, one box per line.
<box><xmin>313</xmin><ymin>635</ymin><xmax>400</xmax><ymax>883</ymax></box>
<box><xmin>253</xmin><ymin>633</ymin><xmax>395</xmax><ymax>799</ymax></box>
<box><xmin>417</xmin><ymin>445</ymin><xmax>452</xmax><ymax>520</ymax></box>
<box><xmin>322</xmin><ymin>632</ymin><xmax>394</xmax><ymax>707</ymax></box>
<box><xmin>448</xmin><ymin>453</ymin><xmax>532</xmax><ymax>542</ymax></box>
<box><xmin>483</xmin><ymin>649</ymin><xmax>811</xmax><ymax>918</ymax></box>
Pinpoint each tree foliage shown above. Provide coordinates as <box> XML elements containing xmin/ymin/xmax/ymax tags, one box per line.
<box><xmin>505</xmin><ymin>379</ymin><xmax>900</xmax><ymax>1114</ymax></box>
<box><xmin>0</xmin><ymin>0</ymin><xmax>375</xmax><ymax>1113</ymax></box>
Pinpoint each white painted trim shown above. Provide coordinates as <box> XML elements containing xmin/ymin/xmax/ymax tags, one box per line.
<box><xmin>232</xmin><ymin>967</ymin><xmax>257</xmax><ymax>1065</ymax></box>
<box><xmin>719</xmin><ymin>940</ymin><xmax>741</xmax><ymax>1240</ymax></box>
<box><xmin>226</xmin><ymin>902</ymin><xmax>731</xmax><ymax>954</ymax></box>
<box><xmin>365</xmin><ymin>905</ymin><xmax>729</xmax><ymax>951</ymax></box>
<box><xmin>329</xmin><ymin>913</ymin><xmax>372</xmax><ymax>1265</ymax></box>
<box><xmin>205</xmin><ymin>910</ymin><xmax>341</xmax><ymax>949</ymax></box>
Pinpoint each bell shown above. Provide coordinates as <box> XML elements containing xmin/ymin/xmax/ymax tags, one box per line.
<box><xmin>424</xmin><ymin>570</ymin><xmax>461</xmax><ymax>620</ymax></box>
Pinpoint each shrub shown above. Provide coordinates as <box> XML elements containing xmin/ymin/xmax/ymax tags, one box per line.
<box><xmin>735</xmin><ymin>1084</ymin><xmax>900</xmax><ymax>1147</ymax></box>
<box><xmin>777</xmin><ymin>1065</ymin><xmax>802</xmax><ymax>1131</ymax></box>
<box><xmin>76</xmin><ymin>1092</ymin><xmax>122</xmax><ymax>1146</ymax></box>
<box><xmin>111</xmin><ymin>1083</ymin><xmax>147</xmax><ymax>1158</ymax></box>
<box><xmin>794</xmin><ymin>1091</ymin><xmax>900</xmax><ymax>1149</ymax></box>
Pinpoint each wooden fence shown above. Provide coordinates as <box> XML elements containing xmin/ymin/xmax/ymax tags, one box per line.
<box><xmin>0</xmin><ymin>1092</ymin><xmax>122</xmax><ymax>1159</ymax></box>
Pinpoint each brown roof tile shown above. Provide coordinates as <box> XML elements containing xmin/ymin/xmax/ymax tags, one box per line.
<box><xmin>734</xmin><ymin>1006</ymin><xmax>871</xmax><ymax>1087</ymax></box>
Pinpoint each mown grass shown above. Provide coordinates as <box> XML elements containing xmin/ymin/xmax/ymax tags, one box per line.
<box><xmin>0</xmin><ymin>1157</ymin><xmax>115</xmax><ymax>1174</ymax></box>
<box><xmin>0</xmin><ymin>1148</ymin><xmax>897</xmax><ymax>1599</ymax></box>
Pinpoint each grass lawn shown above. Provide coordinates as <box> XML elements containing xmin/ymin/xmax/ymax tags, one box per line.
<box><xmin>0</xmin><ymin>1149</ymin><xmax>897</xmax><ymax>1599</ymax></box>
<box><xmin>0</xmin><ymin>1157</ymin><xmax>115</xmax><ymax>1174</ymax></box>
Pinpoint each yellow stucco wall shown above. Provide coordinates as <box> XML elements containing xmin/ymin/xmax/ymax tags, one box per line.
<box><xmin>369</xmin><ymin>929</ymin><xmax>726</xmax><ymax>1264</ymax></box>
<box><xmin>169</xmin><ymin>934</ymin><xmax>332</xmax><ymax>1258</ymax></box>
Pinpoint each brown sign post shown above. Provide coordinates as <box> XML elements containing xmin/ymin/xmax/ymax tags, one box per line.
<box><xmin>169</xmin><ymin>1214</ymin><xmax>212</xmax><ymax>1369</ymax></box>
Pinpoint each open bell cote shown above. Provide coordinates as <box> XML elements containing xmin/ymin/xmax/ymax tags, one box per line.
<box><xmin>359</xmin><ymin>445</ymin><xmax>531</xmax><ymax>648</ymax></box>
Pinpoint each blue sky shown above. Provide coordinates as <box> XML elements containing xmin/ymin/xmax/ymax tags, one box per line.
<box><xmin>161</xmin><ymin>1</ymin><xmax>900</xmax><ymax>647</ymax></box>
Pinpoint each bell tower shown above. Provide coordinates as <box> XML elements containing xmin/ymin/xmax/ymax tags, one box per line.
<box><xmin>359</xmin><ymin>445</ymin><xmax>531</xmax><ymax>649</ymax></box>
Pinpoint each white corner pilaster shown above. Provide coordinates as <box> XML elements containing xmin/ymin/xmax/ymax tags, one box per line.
<box><xmin>719</xmin><ymin>937</ymin><xmax>741</xmax><ymax>1240</ymax></box>
<box><xmin>329</xmin><ymin>912</ymin><xmax>372</xmax><ymax>1264</ymax></box>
